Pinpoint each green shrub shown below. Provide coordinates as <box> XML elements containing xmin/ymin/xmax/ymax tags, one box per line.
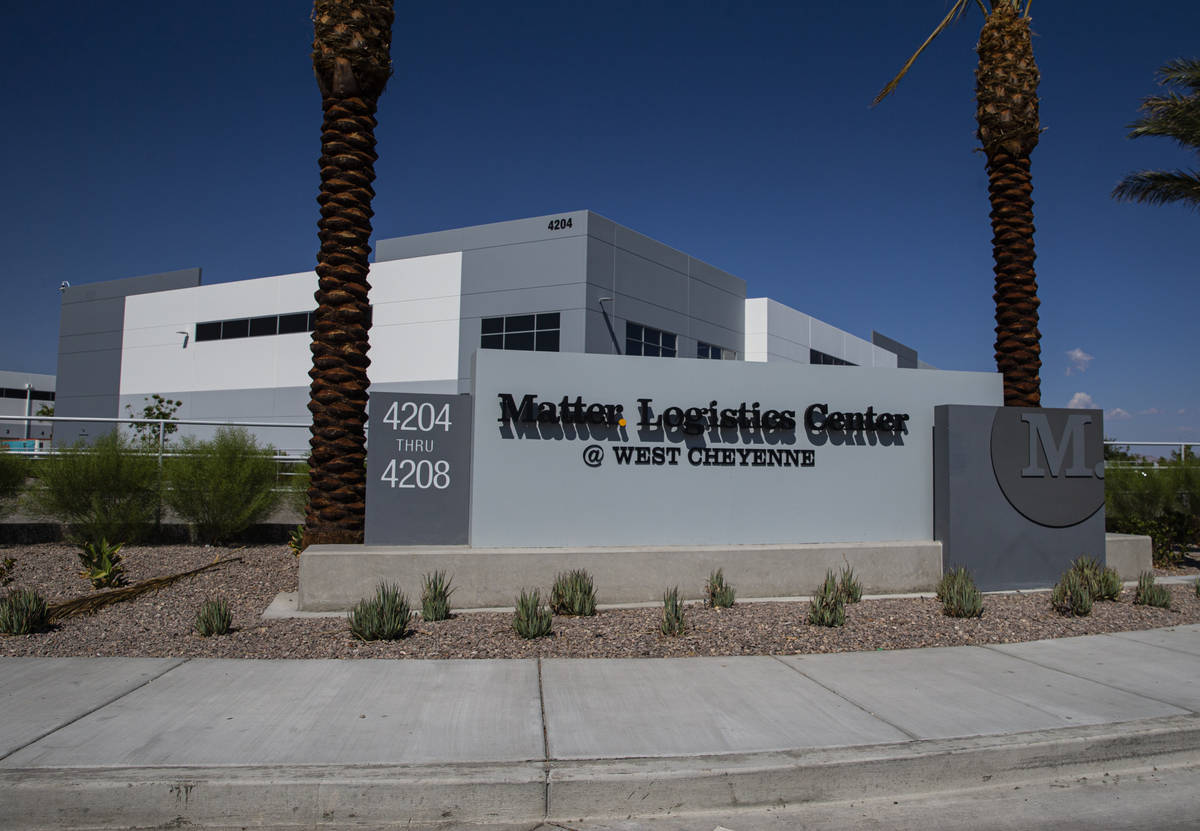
<box><xmin>1051</xmin><ymin>570</ymin><xmax>1093</xmax><ymax>616</ymax></box>
<box><xmin>287</xmin><ymin>524</ymin><xmax>304</xmax><ymax>557</ymax></box>
<box><xmin>194</xmin><ymin>597</ymin><xmax>233</xmax><ymax>636</ymax></box>
<box><xmin>0</xmin><ymin>448</ymin><xmax>28</xmax><ymax>517</ymax></box>
<box><xmin>28</xmin><ymin>432</ymin><xmax>159</xmax><ymax>543</ymax></box>
<box><xmin>704</xmin><ymin>568</ymin><xmax>736</xmax><ymax>608</ymax></box>
<box><xmin>0</xmin><ymin>587</ymin><xmax>49</xmax><ymax>635</ymax></box>
<box><xmin>1068</xmin><ymin>556</ymin><xmax>1102</xmax><ymax>597</ymax></box>
<box><xmin>1133</xmin><ymin>571</ymin><xmax>1171</xmax><ymax>609</ymax></box>
<box><xmin>1105</xmin><ymin>460</ymin><xmax>1200</xmax><ymax>567</ymax></box>
<box><xmin>421</xmin><ymin>570</ymin><xmax>455</xmax><ymax>621</ymax></box>
<box><xmin>837</xmin><ymin>565</ymin><xmax>862</xmax><ymax>604</ymax></box>
<box><xmin>0</xmin><ymin>557</ymin><xmax>15</xmax><ymax>587</ymax></box>
<box><xmin>661</xmin><ymin>586</ymin><xmax>686</xmax><ymax>636</ymax></box>
<box><xmin>938</xmin><ymin>567</ymin><xmax>983</xmax><ymax>618</ymax></box>
<box><xmin>513</xmin><ymin>588</ymin><xmax>552</xmax><ymax>639</ymax></box>
<box><xmin>550</xmin><ymin>569</ymin><xmax>597</xmax><ymax>616</ymax></box>
<box><xmin>1096</xmin><ymin>565</ymin><xmax>1123</xmax><ymax>602</ymax></box>
<box><xmin>809</xmin><ymin>570</ymin><xmax>846</xmax><ymax>627</ymax></box>
<box><xmin>348</xmin><ymin>582</ymin><xmax>411</xmax><ymax>641</ymax></box>
<box><xmin>164</xmin><ymin>428</ymin><xmax>281</xmax><ymax>544</ymax></box>
<box><xmin>77</xmin><ymin>539</ymin><xmax>126</xmax><ymax>589</ymax></box>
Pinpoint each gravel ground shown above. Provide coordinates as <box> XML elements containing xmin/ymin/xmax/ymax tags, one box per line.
<box><xmin>2</xmin><ymin>542</ymin><xmax>1198</xmax><ymax>660</ymax></box>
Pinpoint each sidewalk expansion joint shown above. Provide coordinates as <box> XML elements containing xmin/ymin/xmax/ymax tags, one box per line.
<box><xmin>536</xmin><ymin>656</ymin><xmax>551</xmax><ymax>819</ymax></box>
<box><xmin>769</xmin><ymin>654</ymin><xmax>922</xmax><ymax>741</ymax></box>
<box><xmin>1108</xmin><ymin>629</ymin><xmax>1200</xmax><ymax>659</ymax></box>
<box><xmin>979</xmin><ymin>639</ymin><xmax>1198</xmax><ymax>715</ymax></box>
<box><xmin>0</xmin><ymin>657</ymin><xmax>192</xmax><ymax>764</ymax></box>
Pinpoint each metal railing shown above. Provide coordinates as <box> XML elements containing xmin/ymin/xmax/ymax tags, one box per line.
<box><xmin>0</xmin><ymin>414</ymin><xmax>312</xmax><ymax>466</ymax></box>
<box><xmin>1104</xmin><ymin>440</ymin><xmax>1198</xmax><ymax>461</ymax></box>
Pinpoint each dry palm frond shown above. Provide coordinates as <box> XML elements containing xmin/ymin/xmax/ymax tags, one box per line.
<box><xmin>46</xmin><ymin>557</ymin><xmax>243</xmax><ymax>622</ymax></box>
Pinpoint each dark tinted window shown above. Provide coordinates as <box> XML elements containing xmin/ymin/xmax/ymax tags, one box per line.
<box><xmin>278</xmin><ymin>313</ymin><xmax>309</xmax><ymax>334</ymax></box>
<box><xmin>222</xmin><ymin>319</ymin><xmax>250</xmax><ymax>339</ymax></box>
<box><xmin>195</xmin><ymin>321</ymin><xmax>221</xmax><ymax>342</ymax></box>
<box><xmin>249</xmin><ymin>316</ymin><xmax>277</xmax><ymax>337</ymax></box>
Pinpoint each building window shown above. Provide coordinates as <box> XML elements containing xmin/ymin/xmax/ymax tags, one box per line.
<box><xmin>697</xmin><ymin>341</ymin><xmax>736</xmax><ymax>360</ymax></box>
<box><xmin>195</xmin><ymin>308</ymin><xmax>349</xmax><ymax>343</ymax></box>
<box><xmin>1</xmin><ymin>388</ymin><xmax>54</xmax><ymax>401</ymax></box>
<box><xmin>480</xmin><ymin>312</ymin><xmax>560</xmax><ymax>352</ymax></box>
<box><xmin>810</xmin><ymin>348</ymin><xmax>855</xmax><ymax>366</ymax></box>
<box><xmin>626</xmin><ymin>322</ymin><xmax>676</xmax><ymax>357</ymax></box>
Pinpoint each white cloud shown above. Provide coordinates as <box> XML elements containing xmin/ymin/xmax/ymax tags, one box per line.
<box><xmin>1180</xmin><ymin>409</ymin><xmax>1188</xmax><ymax>416</ymax></box>
<box><xmin>1106</xmin><ymin>408</ymin><xmax>1132</xmax><ymax>420</ymax></box>
<box><xmin>1065</xmin><ymin>348</ymin><xmax>1094</xmax><ymax>375</ymax></box>
<box><xmin>1138</xmin><ymin>408</ymin><xmax>1160</xmax><ymax>416</ymax></box>
<box><xmin>1067</xmin><ymin>392</ymin><xmax>1095</xmax><ymax>409</ymax></box>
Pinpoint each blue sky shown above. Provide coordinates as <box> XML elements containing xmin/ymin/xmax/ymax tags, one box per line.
<box><xmin>2</xmin><ymin>1</ymin><xmax>1196</xmax><ymax>447</ymax></box>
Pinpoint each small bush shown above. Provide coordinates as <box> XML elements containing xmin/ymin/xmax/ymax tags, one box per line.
<box><xmin>194</xmin><ymin>597</ymin><xmax>233</xmax><ymax>636</ymax></box>
<box><xmin>421</xmin><ymin>570</ymin><xmax>455</xmax><ymax>621</ymax></box>
<box><xmin>349</xmin><ymin>582</ymin><xmax>411</xmax><ymax>641</ymax></box>
<box><xmin>513</xmin><ymin>588</ymin><xmax>552</xmax><ymax>639</ymax></box>
<box><xmin>287</xmin><ymin>524</ymin><xmax>305</xmax><ymax>557</ymax></box>
<box><xmin>809</xmin><ymin>570</ymin><xmax>845</xmax><ymax>627</ymax></box>
<box><xmin>0</xmin><ymin>448</ymin><xmax>28</xmax><ymax>518</ymax></box>
<box><xmin>28</xmin><ymin>432</ymin><xmax>159</xmax><ymax>543</ymax></box>
<box><xmin>551</xmin><ymin>569</ymin><xmax>597</xmax><ymax>616</ymax></box>
<box><xmin>661</xmin><ymin>586</ymin><xmax>686</xmax><ymax>636</ymax></box>
<box><xmin>938</xmin><ymin>567</ymin><xmax>983</xmax><ymax>618</ymax></box>
<box><xmin>0</xmin><ymin>557</ymin><xmax>15</xmax><ymax>587</ymax></box>
<box><xmin>1068</xmin><ymin>556</ymin><xmax>1102</xmax><ymax>597</ymax></box>
<box><xmin>164</xmin><ymin>428</ymin><xmax>282</xmax><ymax>544</ymax></box>
<box><xmin>0</xmin><ymin>588</ymin><xmax>49</xmax><ymax>635</ymax></box>
<box><xmin>837</xmin><ymin>565</ymin><xmax>862</xmax><ymax>604</ymax></box>
<box><xmin>77</xmin><ymin>539</ymin><xmax>126</xmax><ymax>589</ymax></box>
<box><xmin>704</xmin><ymin>568</ymin><xmax>736</xmax><ymax>608</ymax></box>
<box><xmin>1051</xmin><ymin>570</ymin><xmax>1093</xmax><ymax>616</ymax></box>
<box><xmin>1096</xmin><ymin>566</ymin><xmax>1123</xmax><ymax>602</ymax></box>
<box><xmin>1133</xmin><ymin>571</ymin><xmax>1171</xmax><ymax>609</ymax></box>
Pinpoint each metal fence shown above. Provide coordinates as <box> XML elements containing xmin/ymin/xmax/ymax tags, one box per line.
<box><xmin>0</xmin><ymin>414</ymin><xmax>311</xmax><ymax>467</ymax></box>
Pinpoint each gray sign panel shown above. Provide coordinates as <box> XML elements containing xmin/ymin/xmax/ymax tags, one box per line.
<box><xmin>470</xmin><ymin>350</ymin><xmax>1003</xmax><ymax>547</ymax></box>
<box><xmin>365</xmin><ymin>392</ymin><xmax>473</xmax><ymax>545</ymax></box>
<box><xmin>934</xmin><ymin>405</ymin><xmax>1106</xmax><ymax>590</ymax></box>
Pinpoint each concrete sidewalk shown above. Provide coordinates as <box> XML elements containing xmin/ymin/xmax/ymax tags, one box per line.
<box><xmin>2</xmin><ymin>625</ymin><xmax>1200</xmax><ymax>829</ymax></box>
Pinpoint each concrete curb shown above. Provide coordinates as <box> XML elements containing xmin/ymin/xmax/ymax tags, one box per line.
<box><xmin>5</xmin><ymin>714</ymin><xmax>1199</xmax><ymax>830</ymax></box>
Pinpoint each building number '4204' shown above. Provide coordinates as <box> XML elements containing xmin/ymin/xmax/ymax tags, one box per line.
<box><xmin>547</xmin><ymin>217</ymin><xmax>573</xmax><ymax>231</ymax></box>
<box><xmin>382</xmin><ymin>401</ymin><xmax>452</xmax><ymax>432</ymax></box>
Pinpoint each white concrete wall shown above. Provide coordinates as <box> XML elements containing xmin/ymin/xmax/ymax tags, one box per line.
<box><xmin>119</xmin><ymin>254</ymin><xmax>462</xmax><ymax>396</ymax></box>
<box><xmin>744</xmin><ymin>298</ymin><xmax>897</xmax><ymax>368</ymax></box>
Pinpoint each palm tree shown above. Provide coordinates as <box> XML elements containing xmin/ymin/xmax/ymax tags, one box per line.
<box><xmin>1113</xmin><ymin>59</ymin><xmax>1200</xmax><ymax>211</ymax></box>
<box><xmin>875</xmin><ymin>1</ymin><xmax>1042</xmax><ymax>407</ymax></box>
<box><xmin>304</xmin><ymin>0</ymin><xmax>395</xmax><ymax>547</ymax></box>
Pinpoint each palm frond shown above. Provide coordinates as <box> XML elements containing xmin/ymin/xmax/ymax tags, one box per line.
<box><xmin>873</xmin><ymin>0</ymin><xmax>972</xmax><ymax>106</ymax></box>
<box><xmin>46</xmin><ymin>558</ymin><xmax>243</xmax><ymax>622</ymax></box>
<box><xmin>1112</xmin><ymin>170</ymin><xmax>1200</xmax><ymax>210</ymax></box>
<box><xmin>1157</xmin><ymin>58</ymin><xmax>1200</xmax><ymax>94</ymax></box>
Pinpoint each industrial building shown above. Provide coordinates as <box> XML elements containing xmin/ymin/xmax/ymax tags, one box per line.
<box><xmin>53</xmin><ymin>211</ymin><xmax>920</xmax><ymax>450</ymax></box>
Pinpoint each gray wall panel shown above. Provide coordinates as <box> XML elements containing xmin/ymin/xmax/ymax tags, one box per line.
<box><xmin>459</xmin><ymin>236</ymin><xmax>588</xmax><ymax>294</ymax></box>
<box><xmin>690</xmin><ymin>279</ymin><xmax>746</xmax><ymax>335</ymax></box>
<box><xmin>610</xmin><ymin>296</ymin><xmax>691</xmax><ymax>344</ymax></box>
<box><xmin>613</xmin><ymin>248</ymin><xmax>688</xmax><ymax>310</ymax></box>
<box><xmin>612</xmin><ymin>225</ymin><xmax>689</xmax><ymax>273</ymax></box>
<box><xmin>689</xmin><ymin>322</ymin><xmax>743</xmax><ymax>355</ymax></box>
<box><xmin>376</xmin><ymin>211</ymin><xmax>590</xmax><ymax>261</ymax></box>
<box><xmin>688</xmin><ymin>258</ymin><xmax>746</xmax><ymax>296</ymax></box>
<box><xmin>55</xmin><ymin>268</ymin><xmax>200</xmax><ymax>445</ymax></box>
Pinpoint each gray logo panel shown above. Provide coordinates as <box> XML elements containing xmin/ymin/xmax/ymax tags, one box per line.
<box><xmin>990</xmin><ymin>407</ymin><xmax>1104</xmax><ymax>528</ymax></box>
<box><xmin>365</xmin><ymin>392</ymin><xmax>473</xmax><ymax>545</ymax></box>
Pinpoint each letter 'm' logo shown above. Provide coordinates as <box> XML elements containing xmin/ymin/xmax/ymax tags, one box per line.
<box><xmin>990</xmin><ymin>408</ymin><xmax>1105</xmax><ymax>528</ymax></box>
<box><xmin>1020</xmin><ymin>413</ymin><xmax>1094</xmax><ymax>479</ymax></box>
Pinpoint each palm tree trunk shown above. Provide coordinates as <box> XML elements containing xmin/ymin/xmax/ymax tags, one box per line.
<box><xmin>987</xmin><ymin>148</ymin><xmax>1041</xmax><ymax>407</ymax></box>
<box><xmin>304</xmin><ymin>89</ymin><xmax>378</xmax><ymax>546</ymax></box>
<box><xmin>976</xmin><ymin>3</ymin><xmax>1041</xmax><ymax>407</ymax></box>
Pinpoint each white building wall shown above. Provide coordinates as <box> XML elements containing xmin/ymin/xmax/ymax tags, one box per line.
<box><xmin>119</xmin><ymin>254</ymin><xmax>462</xmax><ymax>397</ymax></box>
<box><xmin>744</xmin><ymin>298</ymin><xmax>897</xmax><ymax>368</ymax></box>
